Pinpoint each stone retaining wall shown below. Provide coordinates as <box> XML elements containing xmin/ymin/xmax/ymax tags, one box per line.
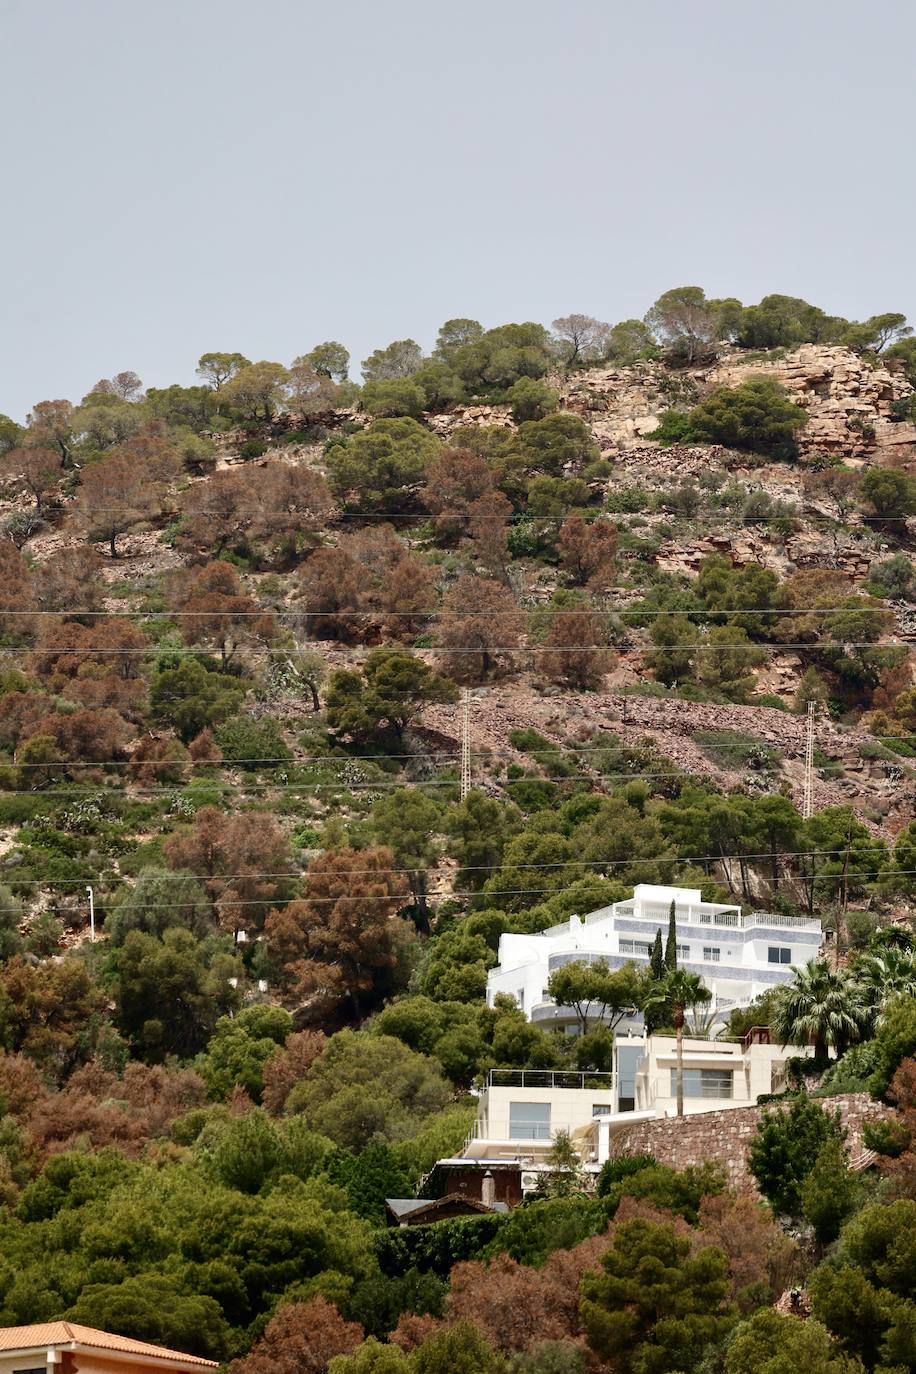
<box><xmin>611</xmin><ymin>1093</ymin><xmax>892</xmax><ymax>1192</ymax></box>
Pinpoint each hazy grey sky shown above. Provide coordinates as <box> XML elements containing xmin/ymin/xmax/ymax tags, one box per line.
<box><xmin>1</xmin><ymin>0</ymin><xmax>913</xmax><ymax>420</ymax></box>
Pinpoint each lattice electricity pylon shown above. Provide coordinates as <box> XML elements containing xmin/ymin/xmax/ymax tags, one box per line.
<box><xmin>802</xmin><ymin>699</ymin><xmax>816</xmax><ymax>820</ymax></box>
<box><xmin>460</xmin><ymin>688</ymin><xmax>471</xmax><ymax>800</ymax></box>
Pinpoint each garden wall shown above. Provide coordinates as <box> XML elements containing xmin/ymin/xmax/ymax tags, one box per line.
<box><xmin>612</xmin><ymin>1093</ymin><xmax>892</xmax><ymax>1192</ymax></box>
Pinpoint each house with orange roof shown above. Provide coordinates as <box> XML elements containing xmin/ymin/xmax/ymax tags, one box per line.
<box><xmin>0</xmin><ymin>1324</ymin><xmax>216</xmax><ymax>1374</ymax></box>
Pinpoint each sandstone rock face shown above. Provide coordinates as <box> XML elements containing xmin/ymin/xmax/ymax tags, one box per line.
<box><xmin>708</xmin><ymin>345</ymin><xmax>916</xmax><ymax>464</ymax></box>
<box><xmin>331</xmin><ymin>346</ymin><xmax>916</xmax><ymax>473</ymax></box>
<box><xmin>553</xmin><ymin>345</ymin><xmax>916</xmax><ymax>464</ymax></box>
<box><xmin>426</xmin><ymin>403</ymin><xmax>515</xmax><ymax>439</ymax></box>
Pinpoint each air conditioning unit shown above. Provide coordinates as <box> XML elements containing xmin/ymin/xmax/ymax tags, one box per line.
<box><xmin>521</xmin><ymin>1171</ymin><xmax>540</xmax><ymax>1191</ymax></box>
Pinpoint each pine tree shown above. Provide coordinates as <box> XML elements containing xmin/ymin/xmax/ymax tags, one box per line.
<box><xmin>664</xmin><ymin>899</ymin><xmax>678</xmax><ymax>972</ymax></box>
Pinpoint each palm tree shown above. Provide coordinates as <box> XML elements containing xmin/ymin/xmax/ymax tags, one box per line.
<box><xmin>771</xmin><ymin>959</ymin><xmax>866</xmax><ymax>1061</ymax></box>
<box><xmin>644</xmin><ymin>970</ymin><xmax>711</xmax><ymax>1117</ymax></box>
<box><xmin>869</xmin><ymin>925</ymin><xmax>916</xmax><ymax>953</ymax></box>
<box><xmin>852</xmin><ymin>947</ymin><xmax>916</xmax><ymax>1030</ymax></box>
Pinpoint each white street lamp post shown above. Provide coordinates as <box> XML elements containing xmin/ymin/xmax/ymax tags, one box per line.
<box><xmin>86</xmin><ymin>885</ymin><xmax>95</xmax><ymax>942</ymax></box>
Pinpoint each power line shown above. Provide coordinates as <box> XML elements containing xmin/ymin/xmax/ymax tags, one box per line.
<box><xmin>6</xmin><ymin>733</ymin><xmax>916</xmax><ymax>771</ymax></box>
<box><xmin>8</xmin><ymin>502</ymin><xmax>909</xmax><ymax>526</ymax></box>
<box><xmin>0</xmin><ymin>768</ymin><xmax>800</xmax><ymax>797</ymax></box>
<box><xmin>2</xmin><ymin>846</ymin><xmax>894</xmax><ymax>889</ymax></box>
<box><xmin>0</xmin><ymin>867</ymin><xmax>905</xmax><ymax>916</ymax></box>
<box><xmin>0</xmin><ymin>640</ymin><xmax>905</xmax><ymax>656</ymax></box>
<box><xmin>2</xmin><ymin>605</ymin><xmax>896</xmax><ymax>618</ymax></box>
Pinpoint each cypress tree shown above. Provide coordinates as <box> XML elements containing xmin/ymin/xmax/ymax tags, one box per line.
<box><xmin>650</xmin><ymin>929</ymin><xmax>664</xmax><ymax>981</ymax></box>
<box><xmin>664</xmin><ymin>899</ymin><xmax>678</xmax><ymax>971</ymax></box>
<box><xmin>645</xmin><ymin>928</ymin><xmax>666</xmax><ymax>1034</ymax></box>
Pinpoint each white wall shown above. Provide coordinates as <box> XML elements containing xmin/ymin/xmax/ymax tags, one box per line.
<box><xmin>630</xmin><ymin>1036</ymin><xmax>810</xmax><ymax>1116</ymax></box>
<box><xmin>487</xmin><ymin>884</ymin><xmax>822</xmax><ymax>1022</ymax></box>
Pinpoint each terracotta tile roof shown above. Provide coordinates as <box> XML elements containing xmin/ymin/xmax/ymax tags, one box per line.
<box><xmin>0</xmin><ymin>1323</ymin><xmax>217</xmax><ymax>1367</ymax></box>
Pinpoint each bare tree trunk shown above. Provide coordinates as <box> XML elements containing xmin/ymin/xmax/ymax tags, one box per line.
<box><xmin>676</xmin><ymin>1007</ymin><xmax>685</xmax><ymax>1117</ymax></box>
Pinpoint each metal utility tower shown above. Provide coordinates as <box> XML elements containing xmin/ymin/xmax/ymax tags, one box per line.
<box><xmin>460</xmin><ymin>688</ymin><xmax>471</xmax><ymax>800</ymax></box>
<box><xmin>802</xmin><ymin>699</ymin><xmax>816</xmax><ymax>820</ymax></box>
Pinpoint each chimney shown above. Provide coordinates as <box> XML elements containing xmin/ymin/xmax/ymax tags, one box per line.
<box><xmin>481</xmin><ymin>1169</ymin><xmax>496</xmax><ymax>1208</ymax></box>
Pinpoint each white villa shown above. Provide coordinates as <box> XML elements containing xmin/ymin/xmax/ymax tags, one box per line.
<box><xmin>428</xmin><ymin>886</ymin><xmax>822</xmax><ymax>1204</ymax></box>
<box><xmin>486</xmin><ymin>883</ymin><xmax>822</xmax><ymax>1027</ymax></box>
<box><xmin>435</xmin><ymin>1028</ymin><xmax>810</xmax><ymax>1199</ymax></box>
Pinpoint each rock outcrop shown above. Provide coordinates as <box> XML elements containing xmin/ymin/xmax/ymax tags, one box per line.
<box><xmin>557</xmin><ymin>345</ymin><xmax>916</xmax><ymax>464</ymax></box>
<box><xmin>709</xmin><ymin>344</ymin><xmax>916</xmax><ymax>464</ymax></box>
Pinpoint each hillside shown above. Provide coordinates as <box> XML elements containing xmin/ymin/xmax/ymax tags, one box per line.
<box><xmin>1</xmin><ymin>297</ymin><xmax>916</xmax><ymax>1371</ymax></box>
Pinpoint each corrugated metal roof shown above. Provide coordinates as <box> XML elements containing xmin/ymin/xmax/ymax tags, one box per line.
<box><xmin>0</xmin><ymin>1323</ymin><xmax>217</xmax><ymax>1367</ymax></box>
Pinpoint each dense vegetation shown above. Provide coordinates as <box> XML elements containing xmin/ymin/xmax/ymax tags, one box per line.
<box><xmin>1</xmin><ymin>286</ymin><xmax>915</xmax><ymax>1371</ymax></box>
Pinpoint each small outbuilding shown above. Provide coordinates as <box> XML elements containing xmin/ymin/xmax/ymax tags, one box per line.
<box><xmin>384</xmin><ymin>1194</ymin><xmax>509</xmax><ymax>1227</ymax></box>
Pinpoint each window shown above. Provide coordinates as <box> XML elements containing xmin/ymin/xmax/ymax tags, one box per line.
<box><xmin>515</xmin><ymin>987</ymin><xmax>525</xmax><ymax>1009</ymax></box>
<box><xmin>676</xmin><ymin>944</ymin><xmax>690</xmax><ymax>960</ymax></box>
<box><xmin>703</xmin><ymin>946</ymin><xmax>721</xmax><ymax>962</ymax></box>
<box><xmin>619</xmin><ymin>938</ymin><xmax>653</xmax><ymax>957</ymax></box>
<box><xmin>768</xmin><ymin>946</ymin><xmax>791</xmax><ymax>964</ymax></box>
<box><xmin>509</xmin><ymin>1101</ymin><xmax>551</xmax><ymax>1140</ymax></box>
<box><xmin>616</xmin><ymin>1043</ymin><xmax>641</xmax><ymax>1114</ymax></box>
<box><xmin>592</xmin><ymin>1103</ymin><xmax>612</xmax><ymax>1116</ymax></box>
<box><xmin>671</xmin><ymin>1068</ymin><xmax>733</xmax><ymax>1099</ymax></box>
<box><xmin>14</xmin><ymin>1368</ymin><xmax>45</xmax><ymax>1374</ymax></box>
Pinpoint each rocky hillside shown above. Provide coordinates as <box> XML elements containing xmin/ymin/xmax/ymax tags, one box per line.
<box><xmin>2</xmin><ymin>325</ymin><xmax>916</xmax><ymax>946</ymax></box>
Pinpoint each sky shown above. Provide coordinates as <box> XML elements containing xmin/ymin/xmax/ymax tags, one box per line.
<box><xmin>1</xmin><ymin>0</ymin><xmax>914</xmax><ymax>420</ymax></box>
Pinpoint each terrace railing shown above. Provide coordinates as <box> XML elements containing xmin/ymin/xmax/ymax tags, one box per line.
<box><xmin>486</xmin><ymin>1068</ymin><xmax>615</xmax><ymax>1091</ymax></box>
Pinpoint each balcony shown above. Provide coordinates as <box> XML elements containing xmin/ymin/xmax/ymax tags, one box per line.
<box><xmin>486</xmin><ymin>1069</ymin><xmax>615</xmax><ymax>1090</ymax></box>
<box><xmin>744</xmin><ymin>911</ymin><xmax>820</xmax><ymax>930</ymax></box>
<box><xmin>597</xmin><ymin>903</ymin><xmax>818</xmax><ymax>933</ymax></box>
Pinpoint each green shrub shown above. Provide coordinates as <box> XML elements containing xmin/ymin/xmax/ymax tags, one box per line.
<box><xmin>596</xmin><ymin>1152</ymin><xmax>657</xmax><ymax>1193</ymax></box>
<box><xmin>681</xmin><ymin>376</ymin><xmax>808</xmax><ymax>459</ymax></box>
<box><xmin>292</xmin><ymin>824</ymin><xmax>321</xmax><ymax>849</ymax></box>
<box><xmin>480</xmin><ymin>1195</ymin><xmax>610</xmax><ymax>1266</ymax></box>
<box><xmin>239</xmin><ymin>439</ymin><xmax>268</xmax><ymax>459</ymax></box>
<box><xmin>653</xmin><ymin>410</ymin><xmax>694</xmax><ymax>445</ymax></box>
<box><xmin>867</xmin><ymin>995</ymin><xmax>916</xmax><ymax>1098</ymax></box>
<box><xmin>694</xmin><ymin>728</ymin><xmax>780</xmax><ymax>771</ymax></box>
<box><xmin>506</xmin><ymin>520</ymin><xmax>543</xmax><ymax>557</ymax></box>
<box><xmin>213</xmin><ymin>715</ymin><xmax>292</xmax><ymax>768</ymax></box>
<box><xmin>605</xmin><ymin>485</ymin><xmax>649</xmax><ymax>513</ymax></box>
<box><xmin>817</xmin><ymin>1044</ymin><xmax>883</xmax><ymax>1097</ymax></box>
<box><xmin>862</xmin><ymin>1116</ymin><xmax>909</xmax><ymax>1158</ymax></box>
<box><xmin>374</xmin><ymin>1212</ymin><xmax>506</xmax><ymax>1278</ymax></box>
<box><xmin>507</xmin><ymin>377</ymin><xmax>558</xmax><ymax>422</ymax></box>
<box><xmin>602</xmin><ymin>1161</ymin><xmax>726</xmax><ymax>1224</ymax></box>
<box><xmin>749</xmin><ymin>1096</ymin><xmax>844</xmax><ymax>1215</ymax></box>
<box><xmin>800</xmin><ymin>1137</ymin><xmax>859</xmax><ymax>1243</ymax></box>
<box><xmin>754</xmin><ymin>693</ymin><xmax>789</xmax><ymax>711</ymax></box>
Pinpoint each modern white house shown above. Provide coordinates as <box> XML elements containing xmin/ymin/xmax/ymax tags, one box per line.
<box><xmin>427</xmin><ymin>886</ymin><xmax>822</xmax><ymax>1205</ymax></box>
<box><xmin>486</xmin><ymin>883</ymin><xmax>822</xmax><ymax>1027</ymax></box>
<box><xmin>433</xmin><ymin>1030</ymin><xmax>811</xmax><ymax>1200</ymax></box>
